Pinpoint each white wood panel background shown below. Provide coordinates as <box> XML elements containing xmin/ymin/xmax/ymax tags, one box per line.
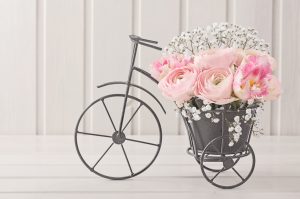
<box><xmin>0</xmin><ymin>0</ymin><xmax>299</xmax><ymax>135</ymax></box>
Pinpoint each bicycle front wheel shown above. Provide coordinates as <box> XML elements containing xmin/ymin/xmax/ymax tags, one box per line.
<box><xmin>75</xmin><ymin>94</ymin><xmax>162</xmax><ymax>180</ymax></box>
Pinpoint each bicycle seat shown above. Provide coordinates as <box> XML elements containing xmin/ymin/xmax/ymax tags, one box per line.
<box><xmin>129</xmin><ymin>35</ymin><xmax>162</xmax><ymax>50</ymax></box>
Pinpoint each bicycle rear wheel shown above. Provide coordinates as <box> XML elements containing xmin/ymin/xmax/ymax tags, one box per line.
<box><xmin>75</xmin><ymin>94</ymin><xmax>162</xmax><ymax>180</ymax></box>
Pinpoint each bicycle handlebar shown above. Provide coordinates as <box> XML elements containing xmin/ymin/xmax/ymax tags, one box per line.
<box><xmin>129</xmin><ymin>35</ymin><xmax>162</xmax><ymax>51</ymax></box>
<box><xmin>138</xmin><ymin>41</ymin><xmax>162</xmax><ymax>50</ymax></box>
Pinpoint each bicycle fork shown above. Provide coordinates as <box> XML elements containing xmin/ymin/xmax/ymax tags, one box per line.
<box><xmin>118</xmin><ymin>42</ymin><xmax>139</xmax><ymax>134</ymax></box>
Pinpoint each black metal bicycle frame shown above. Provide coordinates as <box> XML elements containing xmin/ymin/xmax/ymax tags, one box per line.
<box><xmin>116</xmin><ymin>35</ymin><xmax>162</xmax><ymax>134</ymax></box>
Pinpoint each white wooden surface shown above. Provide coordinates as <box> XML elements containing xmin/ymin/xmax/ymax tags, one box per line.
<box><xmin>0</xmin><ymin>135</ymin><xmax>300</xmax><ymax>198</ymax></box>
<box><xmin>0</xmin><ymin>0</ymin><xmax>299</xmax><ymax>135</ymax></box>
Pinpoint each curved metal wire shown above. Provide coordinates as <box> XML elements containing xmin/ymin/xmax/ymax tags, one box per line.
<box><xmin>75</xmin><ymin>94</ymin><xmax>162</xmax><ymax>180</ymax></box>
<box><xmin>97</xmin><ymin>81</ymin><xmax>166</xmax><ymax>114</ymax></box>
<box><xmin>200</xmin><ymin>135</ymin><xmax>256</xmax><ymax>189</ymax></box>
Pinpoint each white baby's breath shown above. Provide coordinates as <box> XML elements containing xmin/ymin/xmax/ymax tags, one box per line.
<box><xmin>245</xmin><ymin>115</ymin><xmax>251</xmax><ymax>121</ymax></box>
<box><xmin>233</xmin><ymin>133</ymin><xmax>240</xmax><ymax>142</ymax></box>
<box><xmin>193</xmin><ymin>114</ymin><xmax>201</xmax><ymax>121</ymax></box>
<box><xmin>235</xmin><ymin>125</ymin><xmax>242</xmax><ymax>133</ymax></box>
<box><xmin>165</xmin><ymin>23</ymin><xmax>270</xmax><ymax>55</ymax></box>
<box><xmin>212</xmin><ymin>118</ymin><xmax>220</xmax><ymax>123</ymax></box>
<box><xmin>246</xmin><ymin>109</ymin><xmax>252</xmax><ymax>115</ymax></box>
<box><xmin>205</xmin><ymin>113</ymin><xmax>212</xmax><ymax>118</ymax></box>
<box><xmin>205</xmin><ymin>105</ymin><xmax>212</xmax><ymax>110</ymax></box>
<box><xmin>247</xmin><ymin>99</ymin><xmax>254</xmax><ymax>105</ymax></box>
<box><xmin>234</xmin><ymin>116</ymin><xmax>240</xmax><ymax>123</ymax></box>
<box><xmin>191</xmin><ymin>107</ymin><xmax>197</xmax><ymax>113</ymax></box>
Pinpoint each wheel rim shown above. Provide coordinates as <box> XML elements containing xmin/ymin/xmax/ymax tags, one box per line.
<box><xmin>200</xmin><ymin>135</ymin><xmax>255</xmax><ymax>189</ymax></box>
<box><xmin>75</xmin><ymin>94</ymin><xmax>162</xmax><ymax>180</ymax></box>
<box><xmin>198</xmin><ymin>159</ymin><xmax>240</xmax><ymax>173</ymax></box>
<box><xmin>191</xmin><ymin>148</ymin><xmax>240</xmax><ymax>173</ymax></box>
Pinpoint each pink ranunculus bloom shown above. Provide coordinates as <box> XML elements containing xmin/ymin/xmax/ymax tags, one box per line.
<box><xmin>194</xmin><ymin>48</ymin><xmax>243</xmax><ymax>70</ymax></box>
<box><xmin>150</xmin><ymin>57</ymin><xmax>170</xmax><ymax>80</ymax></box>
<box><xmin>264</xmin><ymin>75</ymin><xmax>281</xmax><ymax>100</ymax></box>
<box><xmin>233</xmin><ymin>53</ymin><xmax>279</xmax><ymax>100</ymax></box>
<box><xmin>244</xmin><ymin>49</ymin><xmax>277</xmax><ymax>70</ymax></box>
<box><xmin>194</xmin><ymin>67</ymin><xmax>237</xmax><ymax>105</ymax></box>
<box><xmin>158</xmin><ymin>65</ymin><xmax>199</xmax><ymax>104</ymax></box>
<box><xmin>150</xmin><ymin>54</ymin><xmax>193</xmax><ymax>80</ymax></box>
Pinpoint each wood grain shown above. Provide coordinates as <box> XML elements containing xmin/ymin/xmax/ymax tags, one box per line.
<box><xmin>280</xmin><ymin>0</ymin><xmax>300</xmax><ymax>135</ymax></box>
<box><xmin>44</xmin><ymin>0</ymin><xmax>84</xmax><ymax>134</ymax></box>
<box><xmin>0</xmin><ymin>135</ymin><xmax>300</xmax><ymax>198</ymax></box>
<box><xmin>0</xmin><ymin>0</ymin><xmax>36</xmax><ymax>134</ymax></box>
<box><xmin>0</xmin><ymin>0</ymin><xmax>299</xmax><ymax>136</ymax></box>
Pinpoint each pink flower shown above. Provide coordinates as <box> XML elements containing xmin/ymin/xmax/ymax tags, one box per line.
<box><xmin>194</xmin><ymin>67</ymin><xmax>237</xmax><ymax>105</ymax></box>
<box><xmin>158</xmin><ymin>65</ymin><xmax>199</xmax><ymax>104</ymax></box>
<box><xmin>264</xmin><ymin>75</ymin><xmax>281</xmax><ymax>100</ymax></box>
<box><xmin>194</xmin><ymin>48</ymin><xmax>243</xmax><ymax>70</ymax></box>
<box><xmin>233</xmin><ymin>54</ymin><xmax>279</xmax><ymax>100</ymax></box>
<box><xmin>245</xmin><ymin>49</ymin><xmax>277</xmax><ymax>69</ymax></box>
<box><xmin>150</xmin><ymin>57</ymin><xmax>170</xmax><ymax>80</ymax></box>
<box><xmin>150</xmin><ymin>54</ymin><xmax>193</xmax><ymax>80</ymax></box>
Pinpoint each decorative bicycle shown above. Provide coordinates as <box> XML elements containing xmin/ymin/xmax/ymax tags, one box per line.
<box><xmin>75</xmin><ymin>35</ymin><xmax>256</xmax><ymax>188</ymax></box>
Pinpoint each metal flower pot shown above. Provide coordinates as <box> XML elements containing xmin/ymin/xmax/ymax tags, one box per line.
<box><xmin>183</xmin><ymin>109</ymin><xmax>255</xmax><ymax>154</ymax></box>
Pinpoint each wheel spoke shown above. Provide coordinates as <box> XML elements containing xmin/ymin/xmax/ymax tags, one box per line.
<box><xmin>76</xmin><ymin>94</ymin><xmax>163</xmax><ymax>180</ymax></box>
<box><xmin>122</xmin><ymin>103</ymin><xmax>143</xmax><ymax>132</ymax></box>
<box><xmin>121</xmin><ymin>144</ymin><xmax>134</xmax><ymax>175</ymax></box>
<box><xmin>126</xmin><ymin>138</ymin><xmax>159</xmax><ymax>147</ymax></box>
<box><xmin>92</xmin><ymin>143</ymin><xmax>114</xmax><ymax>169</ymax></box>
<box><xmin>102</xmin><ymin>100</ymin><xmax>117</xmax><ymax>132</ymax></box>
<box><xmin>232</xmin><ymin>167</ymin><xmax>245</xmax><ymax>181</ymax></box>
<box><xmin>210</xmin><ymin>167</ymin><xmax>225</xmax><ymax>182</ymax></box>
<box><xmin>77</xmin><ymin>131</ymin><xmax>112</xmax><ymax>138</ymax></box>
